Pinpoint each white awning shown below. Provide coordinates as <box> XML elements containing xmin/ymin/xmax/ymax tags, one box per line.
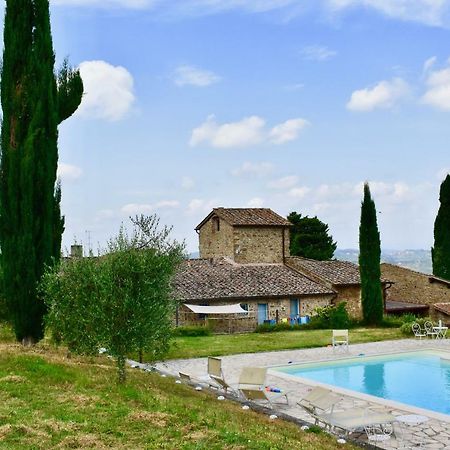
<box><xmin>184</xmin><ymin>304</ymin><xmax>248</xmax><ymax>314</ymax></box>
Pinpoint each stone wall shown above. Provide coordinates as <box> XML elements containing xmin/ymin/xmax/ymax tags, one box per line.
<box><xmin>381</xmin><ymin>263</ymin><xmax>450</xmax><ymax>306</ymax></box>
<box><xmin>233</xmin><ymin>227</ymin><xmax>289</xmax><ymax>264</ymax></box>
<box><xmin>198</xmin><ymin>216</ymin><xmax>234</xmax><ymax>259</ymax></box>
<box><xmin>332</xmin><ymin>285</ymin><xmax>362</xmax><ymax>319</ymax></box>
<box><xmin>177</xmin><ymin>294</ymin><xmax>334</xmax><ymax>333</ymax></box>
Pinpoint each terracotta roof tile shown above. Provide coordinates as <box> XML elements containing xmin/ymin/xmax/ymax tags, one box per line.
<box><xmin>173</xmin><ymin>258</ymin><xmax>334</xmax><ymax>301</ymax></box>
<box><xmin>286</xmin><ymin>257</ymin><xmax>361</xmax><ymax>285</ymax></box>
<box><xmin>434</xmin><ymin>303</ymin><xmax>450</xmax><ymax>315</ymax></box>
<box><xmin>195</xmin><ymin>208</ymin><xmax>291</xmax><ymax>230</ymax></box>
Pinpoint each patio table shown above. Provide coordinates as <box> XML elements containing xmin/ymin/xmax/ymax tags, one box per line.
<box><xmin>432</xmin><ymin>326</ymin><xmax>448</xmax><ymax>339</ymax></box>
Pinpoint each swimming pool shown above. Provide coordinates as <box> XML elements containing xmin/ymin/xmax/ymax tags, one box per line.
<box><xmin>273</xmin><ymin>351</ymin><xmax>450</xmax><ymax>416</ymax></box>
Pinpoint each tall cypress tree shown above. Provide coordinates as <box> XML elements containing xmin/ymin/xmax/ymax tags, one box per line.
<box><xmin>432</xmin><ymin>175</ymin><xmax>450</xmax><ymax>280</ymax></box>
<box><xmin>359</xmin><ymin>183</ymin><xmax>383</xmax><ymax>325</ymax></box>
<box><xmin>0</xmin><ymin>0</ymin><xmax>83</xmax><ymax>343</ymax></box>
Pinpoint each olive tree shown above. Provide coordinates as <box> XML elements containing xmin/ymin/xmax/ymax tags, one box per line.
<box><xmin>41</xmin><ymin>215</ymin><xmax>184</xmax><ymax>382</ymax></box>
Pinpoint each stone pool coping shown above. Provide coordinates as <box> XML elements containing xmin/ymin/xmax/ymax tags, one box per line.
<box><xmin>154</xmin><ymin>338</ymin><xmax>450</xmax><ymax>449</ymax></box>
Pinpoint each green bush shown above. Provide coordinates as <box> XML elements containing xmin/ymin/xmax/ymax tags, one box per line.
<box><xmin>308</xmin><ymin>303</ymin><xmax>350</xmax><ymax>330</ymax></box>
<box><xmin>400</xmin><ymin>317</ymin><xmax>432</xmax><ymax>336</ymax></box>
<box><xmin>172</xmin><ymin>325</ymin><xmax>212</xmax><ymax>337</ymax></box>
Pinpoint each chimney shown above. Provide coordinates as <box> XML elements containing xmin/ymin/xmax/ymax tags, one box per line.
<box><xmin>70</xmin><ymin>244</ymin><xmax>83</xmax><ymax>258</ymax></box>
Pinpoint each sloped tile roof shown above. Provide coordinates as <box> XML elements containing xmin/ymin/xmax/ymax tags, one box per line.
<box><xmin>286</xmin><ymin>257</ymin><xmax>361</xmax><ymax>285</ymax></box>
<box><xmin>434</xmin><ymin>303</ymin><xmax>450</xmax><ymax>316</ymax></box>
<box><xmin>173</xmin><ymin>258</ymin><xmax>334</xmax><ymax>301</ymax></box>
<box><xmin>195</xmin><ymin>208</ymin><xmax>291</xmax><ymax>230</ymax></box>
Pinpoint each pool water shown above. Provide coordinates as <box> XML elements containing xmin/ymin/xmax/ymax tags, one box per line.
<box><xmin>274</xmin><ymin>351</ymin><xmax>450</xmax><ymax>415</ymax></box>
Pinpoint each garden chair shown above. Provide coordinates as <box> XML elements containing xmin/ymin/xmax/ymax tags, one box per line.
<box><xmin>297</xmin><ymin>386</ymin><xmax>342</xmax><ymax>424</ymax></box>
<box><xmin>332</xmin><ymin>329</ymin><xmax>349</xmax><ymax>351</ymax></box>
<box><xmin>411</xmin><ymin>322</ymin><xmax>427</xmax><ymax>339</ymax></box>
<box><xmin>207</xmin><ymin>357</ymin><xmax>238</xmax><ymax>395</ymax></box>
<box><xmin>238</xmin><ymin>367</ymin><xmax>289</xmax><ymax>408</ymax></box>
<box><xmin>424</xmin><ymin>321</ymin><xmax>439</xmax><ymax>339</ymax></box>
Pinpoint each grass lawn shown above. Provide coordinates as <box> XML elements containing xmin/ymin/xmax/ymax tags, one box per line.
<box><xmin>0</xmin><ymin>327</ymin><xmax>358</xmax><ymax>450</ymax></box>
<box><xmin>166</xmin><ymin>327</ymin><xmax>404</xmax><ymax>360</ymax></box>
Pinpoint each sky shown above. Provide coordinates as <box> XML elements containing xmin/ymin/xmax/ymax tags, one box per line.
<box><xmin>6</xmin><ymin>0</ymin><xmax>450</xmax><ymax>254</ymax></box>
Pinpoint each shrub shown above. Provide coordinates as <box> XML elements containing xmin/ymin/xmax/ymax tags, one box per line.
<box><xmin>400</xmin><ymin>317</ymin><xmax>432</xmax><ymax>336</ymax></box>
<box><xmin>41</xmin><ymin>215</ymin><xmax>184</xmax><ymax>383</ymax></box>
<box><xmin>308</xmin><ymin>303</ymin><xmax>350</xmax><ymax>330</ymax></box>
<box><xmin>172</xmin><ymin>325</ymin><xmax>212</xmax><ymax>337</ymax></box>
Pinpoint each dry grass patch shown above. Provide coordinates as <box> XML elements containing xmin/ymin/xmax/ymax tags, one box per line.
<box><xmin>128</xmin><ymin>410</ymin><xmax>171</xmax><ymax>427</ymax></box>
<box><xmin>0</xmin><ymin>424</ymin><xmax>12</xmax><ymax>440</ymax></box>
<box><xmin>0</xmin><ymin>374</ymin><xmax>26</xmax><ymax>383</ymax></box>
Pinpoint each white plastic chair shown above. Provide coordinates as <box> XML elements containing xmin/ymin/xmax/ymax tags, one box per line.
<box><xmin>332</xmin><ymin>329</ymin><xmax>349</xmax><ymax>351</ymax></box>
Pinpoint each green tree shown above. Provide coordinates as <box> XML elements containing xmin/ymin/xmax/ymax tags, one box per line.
<box><xmin>0</xmin><ymin>0</ymin><xmax>83</xmax><ymax>343</ymax></box>
<box><xmin>432</xmin><ymin>175</ymin><xmax>450</xmax><ymax>280</ymax></box>
<box><xmin>287</xmin><ymin>212</ymin><xmax>337</xmax><ymax>260</ymax></box>
<box><xmin>359</xmin><ymin>183</ymin><xmax>383</xmax><ymax>325</ymax></box>
<box><xmin>42</xmin><ymin>215</ymin><xmax>185</xmax><ymax>383</ymax></box>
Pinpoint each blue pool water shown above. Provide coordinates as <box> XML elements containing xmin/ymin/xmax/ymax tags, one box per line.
<box><xmin>274</xmin><ymin>351</ymin><xmax>450</xmax><ymax>415</ymax></box>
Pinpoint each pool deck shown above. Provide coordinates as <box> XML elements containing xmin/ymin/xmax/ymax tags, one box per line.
<box><xmin>154</xmin><ymin>338</ymin><xmax>450</xmax><ymax>449</ymax></box>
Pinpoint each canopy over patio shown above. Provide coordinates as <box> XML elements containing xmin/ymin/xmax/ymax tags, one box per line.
<box><xmin>184</xmin><ymin>304</ymin><xmax>248</xmax><ymax>314</ymax></box>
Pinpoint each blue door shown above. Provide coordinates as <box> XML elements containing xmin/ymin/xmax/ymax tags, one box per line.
<box><xmin>257</xmin><ymin>303</ymin><xmax>268</xmax><ymax>324</ymax></box>
<box><xmin>290</xmin><ymin>299</ymin><xmax>299</xmax><ymax>319</ymax></box>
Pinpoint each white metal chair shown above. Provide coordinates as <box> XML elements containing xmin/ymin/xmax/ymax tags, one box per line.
<box><xmin>332</xmin><ymin>329</ymin><xmax>349</xmax><ymax>351</ymax></box>
<box><xmin>424</xmin><ymin>321</ymin><xmax>439</xmax><ymax>339</ymax></box>
<box><xmin>411</xmin><ymin>323</ymin><xmax>427</xmax><ymax>339</ymax></box>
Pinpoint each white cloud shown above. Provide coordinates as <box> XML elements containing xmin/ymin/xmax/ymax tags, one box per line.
<box><xmin>247</xmin><ymin>197</ymin><xmax>264</xmax><ymax>207</ymax></box>
<box><xmin>422</xmin><ymin>60</ymin><xmax>450</xmax><ymax>110</ymax></box>
<box><xmin>300</xmin><ymin>45</ymin><xmax>337</xmax><ymax>61</ymax></box>
<box><xmin>327</xmin><ymin>0</ymin><xmax>450</xmax><ymax>27</ymax></box>
<box><xmin>181</xmin><ymin>176</ymin><xmax>195</xmax><ymax>190</ymax></box>
<box><xmin>423</xmin><ymin>56</ymin><xmax>437</xmax><ymax>73</ymax></box>
<box><xmin>173</xmin><ymin>65</ymin><xmax>221</xmax><ymax>87</ymax></box>
<box><xmin>121</xmin><ymin>200</ymin><xmax>179</xmax><ymax>215</ymax></box>
<box><xmin>190</xmin><ymin>115</ymin><xmax>265</xmax><ymax>148</ymax></box>
<box><xmin>268</xmin><ymin>175</ymin><xmax>299</xmax><ymax>189</ymax></box>
<box><xmin>288</xmin><ymin>186</ymin><xmax>310</xmax><ymax>198</ymax></box>
<box><xmin>269</xmin><ymin>118</ymin><xmax>309</xmax><ymax>144</ymax></box>
<box><xmin>346</xmin><ymin>78</ymin><xmax>410</xmax><ymax>111</ymax></box>
<box><xmin>190</xmin><ymin>115</ymin><xmax>309</xmax><ymax>148</ymax></box>
<box><xmin>187</xmin><ymin>198</ymin><xmax>218</xmax><ymax>215</ymax></box>
<box><xmin>57</xmin><ymin>163</ymin><xmax>83</xmax><ymax>181</ymax></box>
<box><xmin>231</xmin><ymin>161</ymin><xmax>274</xmax><ymax>177</ymax></box>
<box><xmin>77</xmin><ymin>60</ymin><xmax>135</xmax><ymax>121</ymax></box>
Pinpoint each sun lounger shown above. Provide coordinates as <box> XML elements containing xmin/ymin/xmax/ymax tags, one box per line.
<box><xmin>317</xmin><ymin>407</ymin><xmax>397</xmax><ymax>435</ymax></box>
<box><xmin>207</xmin><ymin>356</ymin><xmax>238</xmax><ymax>395</ymax></box>
<box><xmin>238</xmin><ymin>367</ymin><xmax>289</xmax><ymax>408</ymax></box>
<box><xmin>332</xmin><ymin>329</ymin><xmax>349</xmax><ymax>351</ymax></box>
<box><xmin>297</xmin><ymin>386</ymin><xmax>342</xmax><ymax>423</ymax></box>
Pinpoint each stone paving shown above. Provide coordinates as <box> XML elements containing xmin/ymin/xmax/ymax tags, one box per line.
<box><xmin>153</xmin><ymin>339</ymin><xmax>450</xmax><ymax>449</ymax></box>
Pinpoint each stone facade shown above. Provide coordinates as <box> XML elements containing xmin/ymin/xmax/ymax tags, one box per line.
<box><xmin>198</xmin><ymin>217</ymin><xmax>235</xmax><ymax>260</ymax></box>
<box><xmin>381</xmin><ymin>263</ymin><xmax>450</xmax><ymax>307</ymax></box>
<box><xmin>178</xmin><ymin>294</ymin><xmax>335</xmax><ymax>333</ymax></box>
<box><xmin>198</xmin><ymin>213</ymin><xmax>290</xmax><ymax>264</ymax></box>
<box><xmin>233</xmin><ymin>227</ymin><xmax>290</xmax><ymax>264</ymax></box>
<box><xmin>331</xmin><ymin>285</ymin><xmax>362</xmax><ymax>319</ymax></box>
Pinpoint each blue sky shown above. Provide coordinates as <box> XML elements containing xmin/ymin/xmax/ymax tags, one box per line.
<box><xmin>13</xmin><ymin>0</ymin><xmax>450</xmax><ymax>253</ymax></box>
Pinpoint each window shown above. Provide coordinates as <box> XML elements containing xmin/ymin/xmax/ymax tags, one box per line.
<box><xmin>213</xmin><ymin>217</ymin><xmax>220</xmax><ymax>232</ymax></box>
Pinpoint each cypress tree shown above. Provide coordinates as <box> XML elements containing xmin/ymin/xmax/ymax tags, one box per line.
<box><xmin>432</xmin><ymin>175</ymin><xmax>450</xmax><ymax>280</ymax></box>
<box><xmin>359</xmin><ymin>183</ymin><xmax>383</xmax><ymax>325</ymax></box>
<box><xmin>0</xmin><ymin>0</ymin><xmax>83</xmax><ymax>343</ymax></box>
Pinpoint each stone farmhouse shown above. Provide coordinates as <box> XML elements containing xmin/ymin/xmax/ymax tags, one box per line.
<box><xmin>173</xmin><ymin>207</ymin><xmax>380</xmax><ymax>332</ymax></box>
<box><xmin>381</xmin><ymin>263</ymin><xmax>450</xmax><ymax>323</ymax></box>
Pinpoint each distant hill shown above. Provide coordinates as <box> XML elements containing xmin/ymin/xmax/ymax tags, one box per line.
<box><xmin>335</xmin><ymin>249</ymin><xmax>432</xmax><ymax>274</ymax></box>
<box><xmin>189</xmin><ymin>249</ymin><xmax>432</xmax><ymax>274</ymax></box>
